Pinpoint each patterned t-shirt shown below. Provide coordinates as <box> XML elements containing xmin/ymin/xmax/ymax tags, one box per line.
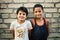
<box><xmin>10</xmin><ymin>20</ymin><xmax>32</xmax><ymax>40</ymax></box>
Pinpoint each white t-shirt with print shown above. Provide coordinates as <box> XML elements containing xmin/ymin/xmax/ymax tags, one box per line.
<box><xmin>10</xmin><ymin>20</ymin><xmax>32</xmax><ymax>40</ymax></box>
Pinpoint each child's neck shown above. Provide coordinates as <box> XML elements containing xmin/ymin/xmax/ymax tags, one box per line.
<box><xmin>17</xmin><ymin>20</ymin><xmax>25</xmax><ymax>24</ymax></box>
<box><xmin>36</xmin><ymin>18</ymin><xmax>43</xmax><ymax>22</ymax></box>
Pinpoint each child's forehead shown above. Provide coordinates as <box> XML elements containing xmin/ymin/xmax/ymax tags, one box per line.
<box><xmin>35</xmin><ymin>7</ymin><xmax>42</xmax><ymax>9</ymax></box>
<box><xmin>34</xmin><ymin>7</ymin><xmax>42</xmax><ymax>11</ymax></box>
<box><xmin>18</xmin><ymin>10</ymin><xmax>25</xmax><ymax>13</ymax></box>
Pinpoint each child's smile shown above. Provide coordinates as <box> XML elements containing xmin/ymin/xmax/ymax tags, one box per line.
<box><xmin>34</xmin><ymin>7</ymin><xmax>43</xmax><ymax>18</ymax></box>
<box><xmin>17</xmin><ymin>10</ymin><xmax>27</xmax><ymax>21</ymax></box>
<box><xmin>19</xmin><ymin>16</ymin><xmax>25</xmax><ymax>19</ymax></box>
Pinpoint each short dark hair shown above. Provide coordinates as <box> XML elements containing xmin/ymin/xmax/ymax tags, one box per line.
<box><xmin>16</xmin><ymin>6</ymin><xmax>28</xmax><ymax>16</ymax></box>
<box><xmin>33</xmin><ymin>4</ymin><xmax>43</xmax><ymax>11</ymax></box>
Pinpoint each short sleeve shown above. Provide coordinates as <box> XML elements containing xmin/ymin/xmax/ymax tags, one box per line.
<box><xmin>10</xmin><ymin>22</ymin><xmax>14</xmax><ymax>30</ymax></box>
<box><xmin>27</xmin><ymin>20</ymin><xmax>32</xmax><ymax>30</ymax></box>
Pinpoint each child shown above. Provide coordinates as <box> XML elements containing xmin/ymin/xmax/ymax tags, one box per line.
<box><xmin>10</xmin><ymin>6</ymin><xmax>33</xmax><ymax>40</ymax></box>
<box><xmin>30</xmin><ymin>4</ymin><xmax>49</xmax><ymax>40</ymax></box>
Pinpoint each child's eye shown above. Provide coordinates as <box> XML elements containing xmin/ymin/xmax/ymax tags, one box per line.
<box><xmin>23</xmin><ymin>14</ymin><xmax>26</xmax><ymax>15</ymax></box>
<box><xmin>19</xmin><ymin>13</ymin><xmax>21</xmax><ymax>15</ymax></box>
<box><xmin>39</xmin><ymin>11</ymin><xmax>41</xmax><ymax>13</ymax></box>
<box><xmin>35</xmin><ymin>11</ymin><xmax>37</xmax><ymax>13</ymax></box>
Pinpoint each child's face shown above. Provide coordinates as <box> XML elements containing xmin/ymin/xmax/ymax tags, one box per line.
<box><xmin>33</xmin><ymin>7</ymin><xmax>44</xmax><ymax>19</ymax></box>
<box><xmin>17</xmin><ymin>10</ymin><xmax>27</xmax><ymax>21</ymax></box>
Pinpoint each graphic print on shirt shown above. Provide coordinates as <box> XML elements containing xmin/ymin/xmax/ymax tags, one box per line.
<box><xmin>16</xmin><ymin>26</ymin><xmax>25</xmax><ymax>38</ymax></box>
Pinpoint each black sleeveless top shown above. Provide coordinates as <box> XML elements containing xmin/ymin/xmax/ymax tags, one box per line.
<box><xmin>30</xmin><ymin>18</ymin><xmax>48</xmax><ymax>40</ymax></box>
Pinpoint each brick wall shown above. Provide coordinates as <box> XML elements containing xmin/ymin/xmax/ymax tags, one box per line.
<box><xmin>0</xmin><ymin>0</ymin><xmax>60</xmax><ymax>40</ymax></box>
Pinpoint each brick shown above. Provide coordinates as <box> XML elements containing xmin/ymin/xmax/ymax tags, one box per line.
<box><xmin>59</xmin><ymin>23</ymin><xmax>60</xmax><ymax>27</ymax></box>
<box><xmin>2</xmin><ymin>24</ymin><xmax>8</xmax><ymax>28</ymax></box>
<box><xmin>52</xmin><ymin>13</ymin><xmax>59</xmax><ymax>17</ymax></box>
<box><xmin>42</xmin><ymin>3</ymin><xmax>54</xmax><ymax>7</ymax></box>
<box><xmin>51</xmin><ymin>23</ymin><xmax>58</xmax><ymax>28</ymax></box>
<box><xmin>8</xmin><ymin>4</ymin><xmax>23</xmax><ymax>8</ymax></box>
<box><xmin>29</xmin><ymin>9</ymin><xmax>33</xmax><ymax>12</ymax></box>
<box><xmin>2</xmin><ymin>14</ymin><xmax>9</xmax><ymax>18</ymax></box>
<box><xmin>46</xmin><ymin>13</ymin><xmax>52</xmax><ymax>18</ymax></box>
<box><xmin>13</xmin><ymin>9</ymin><xmax>17</xmax><ymax>13</ymax></box>
<box><xmin>58</xmin><ymin>28</ymin><xmax>60</xmax><ymax>32</ymax></box>
<box><xmin>0</xmin><ymin>30</ymin><xmax>4</xmax><ymax>33</ymax></box>
<box><xmin>45</xmin><ymin>0</ymin><xmax>52</xmax><ymax>2</ymax></box>
<box><xmin>0</xmin><ymin>24</ymin><xmax>2</xmax><ymax>28</ymax></box>
<box><xmin>58</xmin><ymin>9</ymin><xmax>60</xmax><ymax>12</ymax></box>
<box><xmin>49</xmin><ymin>33</ymin><xmax>60</xmax><ymax>37</ymax></box>
<box><xmin>0</xmin><ymin>14</ymin><xmax>2</xmax><ymax>18</ymax></box>
<box><xmin>9</xmin><ymin>14</ymin><xmax>16</xmax><ymax>18</ymax></box>
<box><xmin>19</xmin><ymin>0</ymin><xmax>28</xmax><ymax>2</ymax></box>
<box><xmin>59</xmin><ymin>19</ymin><xmax>60</xmax><ymax>22</ymax></box>
<box><xmin>10</xmin><ymin>39</ymin><xmax>14</xmax><ymax>40</ymax></box>
<box><xmin>4</xmin><ymin>29</ymin><xmax>10</xmax><ymax>33</ymax></box>
<box><xmin>44</xmin><ymin>8</ymin><xmax>57</xmax><ymax>12</ymax></box>
<box><xmin>0</xmin><ymin>19</ymin><xmax>2</xmax><ymax>23</ymax></box>
<box><xmin>13</xmin><ymin>0</ymin><xmax>20</xmax><ymax>3</ymax></box>
<box><xmin>47</xmin><ymin>38</ymin><xmax>54</xmax><ymax>40</ymax></box>
<box><xmin>29</xmin><ymin>0</ymin><xmax>44</xmax><ymax>2</ymax></box>
<box><xmin>52</xmin><ymin>0</ymin><xmax>60</xmax><ymax>2</ymax></box>
<box><xmin>0</xmin><ymin>33</ymin><xmax>12</xmax><ymax>38</ymax></box>
<box><xmin>50</xmin><ymin>27</ymin><xmax>57</xmax><ymax>32</ymax></box>
<box><xmin>0</xmin><ymin>0</ymin><xmax>12</xmax><ymax>3</ymax></box>
<box><xmin>24</xmin><ymin>3</ymin><xmax>35</xmax><ymax>8</ymax></box>
<box><xmin>28</xmin><ymin>12</ymin><xmax>34</xmax><ymax>17</ymax></box>
<box><xmin>50</xmin><ymin>18</ymin><xmax>57</xmax><ymax>23</ymax></box>
<box><xmin>56</xmin><ymin>3</ymin><xmax>60</xmax><ymax>7</ymax></box>
<box><xmin>0</xmin><ymin>24</ymin><xmax>8</xmax><ymax>28</ymax></box>
<box><xmin>1</xmin><ymin>4</ymin><xmax>7</xmax><ymax>8</ymax></box>
<box><xmin>13</xmin><ymin>0</ymin><xmax>28</xmax><ymax>3</ymax></box>
<box><xmin>55</xmin><ymin>38</ymin><xmax>60</xmax><ymax>40</ymax></box>
<box><xmin>0</xmin><ymin>39</ymin><xmax>8</xmax><ymax>40</ymax></box>
<box><xmin>27</xmin><ymin>8</ymin><xmax>30</xmax><ymax>12</ymax></box>
<box><xmin>0</xmin><ymin>9</ymin><xmax>13</xmax><ymax>13</ymax></box>
<box><xmin>4</xmin><ymin>19</ymin><xmax>16</xmax><ymax>23</ymax></box>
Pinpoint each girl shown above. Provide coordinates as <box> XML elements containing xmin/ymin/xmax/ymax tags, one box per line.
<box><xmin>30</xmin><ymin>4</ymin><xmax>49</xmax><ymax>40</ymax></box>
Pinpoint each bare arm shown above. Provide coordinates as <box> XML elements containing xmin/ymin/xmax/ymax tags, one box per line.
<box><xmin>10</xmin><ymin>30</ymin><xmax>15</xmax><ymax>39</ymax></box>
<box><xmin>45</xmin><ymin>19</ymin><xmax>50</xmax><ymax>35</ymax></box>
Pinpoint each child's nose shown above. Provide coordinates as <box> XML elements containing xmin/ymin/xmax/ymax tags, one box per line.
<box><xmin>20</xmin><ymin>14</ymin><xmax>23</xmax><ymax>16</ymax></box>
<box><xmin>37</xmin><ymin>12</ymin><xmax>40</xmax><ymax>14</ymax></box>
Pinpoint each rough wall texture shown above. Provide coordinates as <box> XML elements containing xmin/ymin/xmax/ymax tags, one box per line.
<box><xmin>0</xmin><ymin>0</ymin><xmax>60</xmax><ymax>40</ymax></box>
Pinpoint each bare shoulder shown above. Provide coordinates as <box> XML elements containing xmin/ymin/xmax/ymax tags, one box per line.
<box><xmin>30</xmin><ymin>19</ymin><xmax>35</xmax><ymax>25</ymax></box>
<box><xmin>44</xmin><ymin>18</ymin><xmax>49</xmax><ymax>23</ymax></box>
<box><xmin>44</xmin><ymin>18</ymin><xmax>49</xmax><ymax>26</ymax></box>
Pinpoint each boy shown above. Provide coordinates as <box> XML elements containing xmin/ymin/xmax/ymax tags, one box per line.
<box><xmin>10</xmin><ymin>6</ymin><xmax>32</xmax><ymax>40</ymax></box>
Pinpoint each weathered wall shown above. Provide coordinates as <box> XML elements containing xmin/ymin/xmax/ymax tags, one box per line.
<box><xmin>0</xmin><ymin>0</ymin><xmax>60</xmax><ymax>40</ymax></box>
